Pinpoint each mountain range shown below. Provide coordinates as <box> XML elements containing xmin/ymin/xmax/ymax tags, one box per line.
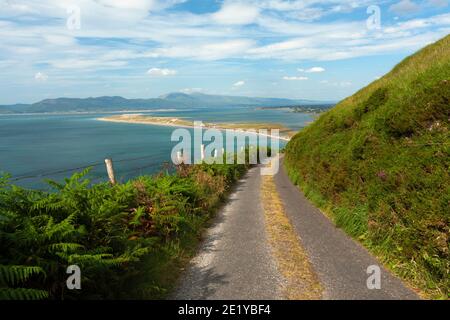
<box><xmin>0</xmin><ymin>93</ymin><xmax>330</xmax><ymax>114</ymax></box>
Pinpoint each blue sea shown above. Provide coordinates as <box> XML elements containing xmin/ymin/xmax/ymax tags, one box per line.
<box><xmin>0</xmin><ymin>107</ymin><xmax>313</xmax><ymax>189</ymax></box>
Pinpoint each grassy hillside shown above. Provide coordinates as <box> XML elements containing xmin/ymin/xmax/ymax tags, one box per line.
<box><xmin>285</xmin><ymin>35</ymin><xmax>449</xmax><ymax>298</ymax></box>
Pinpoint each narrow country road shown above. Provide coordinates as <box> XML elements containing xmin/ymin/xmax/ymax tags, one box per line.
<box><xmin>273</xmin><ymin>158</ymin><xmax>419</xmax><ymax>300</ymax></box>
<box><xmin>172</xmin><ymin>166</ymin><xmax>284</xmax><ymax>300</ymax></box>
<box><xmin>172</xmin><ymin>160</ymin><xmax>419</xmax><ymax>300</ymax></box>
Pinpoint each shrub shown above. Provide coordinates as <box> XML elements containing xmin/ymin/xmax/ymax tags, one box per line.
<box><xmin>0</xmin><ymin>160</ymin><xmax>250</xmax><ymax>299</ymax></box>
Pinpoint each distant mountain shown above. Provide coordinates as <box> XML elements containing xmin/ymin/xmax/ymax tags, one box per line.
<box><xmin>0</xmin><ymin>93</ymin><xmax>329</xmax><ymax>114</ymax></box>
<box><xmin>161</xmin><ymin>92</ymin><xmax>322</xmax><ymax>108</ymax></box>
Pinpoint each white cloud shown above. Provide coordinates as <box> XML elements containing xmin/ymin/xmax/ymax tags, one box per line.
<box><xmin>233</xmin><ymin>80</ymin><xmax>246</xmax><ymax>87</ymax></box>
<box><xmin>427</xmin><ymin>0</ymin><xmax>449</xmax><ymax>7</ymax></box>
<box><xmin>43</xmin><ymin>35</ymin><xmax>75</xmax><ymax>46</ymax></box>
<box><xmin>0</xmin><ymin>0</ymin><xmax>449</xmax><ymax>103</ymax></box>
<box><xmin>180</xmin><ymin>88</ymin><xmax>204</xmax><ymax>94</ymax></box>
<box><xmin>254</xmin><ymin>0</ymin><xmax>375</xmax><ymax>21</ymax></box>
<box><xmin>11</xmin><ymin>47</ymin><xmax>40</xmax><ymax>55</ymax></box>
<box><xmin>389</xmin><ymin>0</ymin><xmax>421</xmax><ymax>15</ymax></box>
<box><xmin>212</xmin><ymin>2</ymin><xmax>260</xmax><ymax>25</ymax></box>
<box><xmin>34</xmin><ymin>72</ymin><xmax>48</xmax><ymax>81</ymax></box>
<box><xmin>299</xmin><ymin>67</ymin><xmax>326</xmax><ymax>73</ymax></box>
<box><xmin>50</xmin><ymin>59</ymin><xmax>128</xmax><ymax>69</ymax></box>
<box><xmin>87</xmin><ymin>0</ymin><xmax>186</xmax><ymax>12</ymax></box>
<box><xmin>246</xmin><ymin>15</ymin><xmax>450</xmax><ymax>61</ymax></box>
<box><xmin>152</xmin><ymin>40</ymin><xmax>254</xmax><ymax>60</ymax></box>
<box><xmin>1</xmin><ymin>1</ymin><xmax>448</xmax><ymax>68</ymax></box>
<box><xmin>95</xmin><ymin>0</ymin><xmax>155</xmax><ymax>11</ymax></box>
<box><xmin>321</xmin><ymin>80</ymin><xmax>352</xmax><ymax>87</ymax></box>
<box><xmin>338</xmin><ymin>81</ymin><xmax>352</xmax><ymax>87</ymax></box>
<box><xmin>147</xmin><ymin>68</ymin><xmax>177</xmax><ymax>76</ymax></box>
<box><xmin>283</xmin><ymin>76</ymin><xmax>308</xmax><ymax>81</ymax></box>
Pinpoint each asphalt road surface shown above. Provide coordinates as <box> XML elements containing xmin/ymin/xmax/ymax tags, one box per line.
<box><xmin>172</xmin><ymin>167</ymin><xmax>284</xmax><ymax>300</ymax></box>
<box><xmin>172</xmin><ymin>161</ymin><xmax>419</xmax><ymax>300</ymax></box>
<box><xmin>273</xmin><ymin>159</ymin><xmax>419</xmax><ymax>300</ymax></box>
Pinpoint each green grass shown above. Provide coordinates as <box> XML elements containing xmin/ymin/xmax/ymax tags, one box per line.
<box><xmin>285</xmin><ymin>35</ymin><xmax>450</xmax><ymax>299</ymax></box>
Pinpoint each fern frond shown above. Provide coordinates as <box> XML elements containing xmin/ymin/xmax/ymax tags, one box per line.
<box><xmin>0</xmin><ymin>288</ymin><xmax>48</xmax><ymax>300</ymax></box>
<box><xmin>68</xmin><ymin>253</ymin><xmax>130</xmax><ymax>267</ymax></box>
<box><xmin>130</xmin><ymin>207</ymin><xmax>146</xmax><ymax>226</ymax></box>
<box><xmin>49</xmin><ymin>242</ymin><xmax>84</xmax><ymax>254</ymax></box>
<box><xmin>44</xmin><ymin>213</ymin><xmax>78</xmax><ymax>241</ymax></box>
<box><xmin>0</xmin><ymin>265</ymin><xmax>46</xmax><ymax>286</ymax></box>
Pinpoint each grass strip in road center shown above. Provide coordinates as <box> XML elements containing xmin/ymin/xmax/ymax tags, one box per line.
<box><xmin>261</xmin><ymin>174</ymin><xmax>323</xmax><ymax>300</ymax></box>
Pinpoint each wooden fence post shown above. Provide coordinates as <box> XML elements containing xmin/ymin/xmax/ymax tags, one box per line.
<box><xmin>104</xmin><ymin>158</ymin><xmax>116</xmax><ymax>185</ymax></box>
<box><xmin>176</xmin><ymin>151</ymin><xmax>183</xmax><ymax>164</ymax></box>
<box><xmin>201</xmin><ymin>144</ymin><xmax>205</xmax><ymax>161</ymax></box>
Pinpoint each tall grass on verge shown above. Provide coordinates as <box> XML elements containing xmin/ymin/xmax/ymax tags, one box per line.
<box><xmin>285</xmin><ymin>35</ymin><xmax>449</xmax><ymax>299</ymax></box>
<box><xmin>0</xmin><ymin>158</ymin><xmax>250</xmax><ymax>300</ymax></box>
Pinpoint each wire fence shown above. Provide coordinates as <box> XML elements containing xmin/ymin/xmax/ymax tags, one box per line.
<box><xmin>7</xmin><ymin>143</ymin><xmax>258</xmax><ymax>184</ymax></box>
<box><xmin>9</xmin><ymin>153</ymin><xmax>167</xmax><ymax>183</ymax></box>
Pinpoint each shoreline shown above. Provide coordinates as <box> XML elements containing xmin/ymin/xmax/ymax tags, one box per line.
<box><xmin>97</xmin><ymin>115</ymin><xmax>293</xmax><ymax>142</ymax></box>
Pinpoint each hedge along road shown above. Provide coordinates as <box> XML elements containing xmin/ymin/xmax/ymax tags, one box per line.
<box><xmin>172</xmin><ymin>159</ymin><xmax>420</xmax><ymax>300</ymax></box>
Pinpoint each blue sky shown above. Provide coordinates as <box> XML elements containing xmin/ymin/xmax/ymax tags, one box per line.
<box><xmin>0</xmin><ymin>0</ymin><xmax>449</xmax><ymax>104</ymax></box>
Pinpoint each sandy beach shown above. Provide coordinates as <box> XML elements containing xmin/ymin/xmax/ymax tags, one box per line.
<box><xmin>97</xmin><ymin>114</ymin><xmax>294</xmax><ymax>141</ymax></box>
